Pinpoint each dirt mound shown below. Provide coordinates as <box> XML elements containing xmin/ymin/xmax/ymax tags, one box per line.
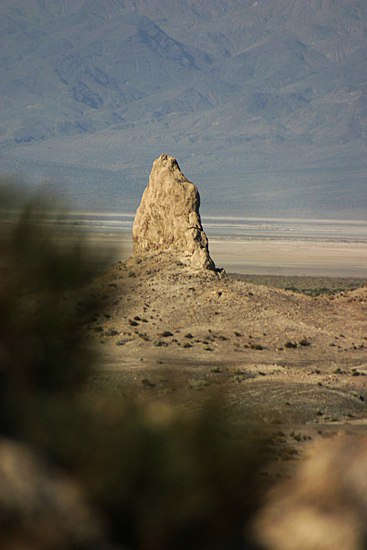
<box><xmin>81</xmin><ymin>250</ymin><xmax>367</xmax><ymax>427</ymax></box>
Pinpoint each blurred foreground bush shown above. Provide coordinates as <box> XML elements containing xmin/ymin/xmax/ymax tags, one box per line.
<box><xmin>0</xmin><ymin>183</ymin><xmax>111</xmax><ymax>435</ymax></box>
<box><xmin>0</xmin><ymin>182</ymin><xmax>262</xmax><ymax>550</ymax></box>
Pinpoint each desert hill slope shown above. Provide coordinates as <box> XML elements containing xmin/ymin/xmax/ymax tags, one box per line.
<box><xmin>1</xmin><ymin>0</ymin><xmax>367</xmax><ymax>216</ymax></box>
<box><xmin>82</xmin><ymin>248</ymin><xmax>367</xmax><ymax>427</ymax></box>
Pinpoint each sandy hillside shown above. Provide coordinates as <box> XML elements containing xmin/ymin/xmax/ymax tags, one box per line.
<box><xmin>80</xmin><ymin>248</ymin><xmax>366</xmax><ymax>435</ymax></box>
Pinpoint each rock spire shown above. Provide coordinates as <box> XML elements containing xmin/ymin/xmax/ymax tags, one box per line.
<box><xmin>132</xmin><ymin>154</ymin><xmax>215</xmax><ymax>270</ymax></box>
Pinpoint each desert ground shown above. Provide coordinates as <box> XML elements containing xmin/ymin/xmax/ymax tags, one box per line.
<box><xmin>2</xmin><ymin>205</ymin><xmax>367</xmax><ymax>549</ymax></box>
<box><xmin>210</xmin><ymin>239</ymin><xmax>367</xmax><ymax>277</ymax></box>
<box><xmin>80</xmin><ymin>237</ymin><xmax>367</xmax><ymax>483</ymax></box>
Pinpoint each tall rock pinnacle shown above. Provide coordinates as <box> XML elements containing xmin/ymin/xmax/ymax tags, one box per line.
<box><xmin>132</xmin><ymin>154</ymin><xmax>215</xmax><ymax>270</ymax></box>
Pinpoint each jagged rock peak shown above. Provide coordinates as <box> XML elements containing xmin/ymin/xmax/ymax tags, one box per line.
<box><xmin>132</xmin><ymin>154</ymin><xmax>215</xmax><ymax>270</ymax></box>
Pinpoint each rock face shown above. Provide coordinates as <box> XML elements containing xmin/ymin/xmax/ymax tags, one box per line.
<box><xmin>132</xmin><ymin>154</ymin><xmax>215</xmax><ymax>270</ymax></box>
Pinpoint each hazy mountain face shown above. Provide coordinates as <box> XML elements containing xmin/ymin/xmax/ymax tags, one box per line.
<box><xmin>1</xmin><ymin>0</ymin><xmax>366</xmax><ymax>217</ymax></box>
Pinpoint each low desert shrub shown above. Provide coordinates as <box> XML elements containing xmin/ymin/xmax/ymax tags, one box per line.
<box><xmin>160</xmin><ymin>331</ymin><xmax>173</xmax><ymax>337</ymax></box>
<box><xmin>285</xmin><ymin>341</ymin><xmax>297</xmax><ymax>349</ymax></box>
<box><xmin>299</xmin><ymin>339</ymin><xmax>311</xmax><ymax>347</ymax></box>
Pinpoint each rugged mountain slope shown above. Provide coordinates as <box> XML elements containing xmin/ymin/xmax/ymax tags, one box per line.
<box><xmin>1</xmin><ymin>0</ymin><xmax>367</xmax><ymax>216</ymax></box>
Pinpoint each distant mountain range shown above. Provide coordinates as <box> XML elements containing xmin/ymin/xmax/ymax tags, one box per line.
<box><xmin>1</xmin><ymin>0</ymin><xmax>367</xmax><ymax>218</ymax></box>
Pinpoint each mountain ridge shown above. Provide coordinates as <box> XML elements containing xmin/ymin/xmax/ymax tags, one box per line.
<box><xmin>1</xmin><ymin>0</ymin><xmax>366</xmax><ymax>216</ymax></box>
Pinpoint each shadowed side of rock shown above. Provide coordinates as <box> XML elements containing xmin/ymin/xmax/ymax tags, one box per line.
<box><xmin>132</xmin><ymin>154</ymin><xmax>215</xmax><ymax>270</ymax></box>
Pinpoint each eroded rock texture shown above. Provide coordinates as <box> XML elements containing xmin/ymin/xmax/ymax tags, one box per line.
<box><xmin>132</xmin><ymin>154</ymin><xmax>215</xmax><ymax>270</ymax></box>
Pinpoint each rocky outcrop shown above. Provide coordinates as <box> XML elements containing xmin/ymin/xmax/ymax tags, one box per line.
<box><xmin>132</xmin><ymin>154</ymin><xmax>215</xmax><ymax>270</ymax></box>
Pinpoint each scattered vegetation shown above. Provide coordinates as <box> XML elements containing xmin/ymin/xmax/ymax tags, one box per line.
<box><xmin>105</xmin><ymin>328</ymin><xmax>119</xmax><ymax>336</ymax></box>
<box><xmin>209</xmin><ymin>366</ymin><xmax>221</xmax><ymax>373</ymax></box>
<box><xmin>0</xmin><ymin>183</ymin><xmax>264</xmax><ymax>550</ymax></box>
<box><xmin>229</xmin><ymin>273</ymin><xmax>367</xmax><ymax>296</ymax></box>
<box><xmin>189</xmin><ymin>378</ymin><xmax>209</xmax><ymax>390</ymax></box>
<box><xmin>160</xmin><ymin>330</ymin><xmax>173</xmax><ymax>337</ymax></box>
<box><xmin>285</xmin><ymin>341</ymin><xmax>297</xmax><ymax>349</ymax></box>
